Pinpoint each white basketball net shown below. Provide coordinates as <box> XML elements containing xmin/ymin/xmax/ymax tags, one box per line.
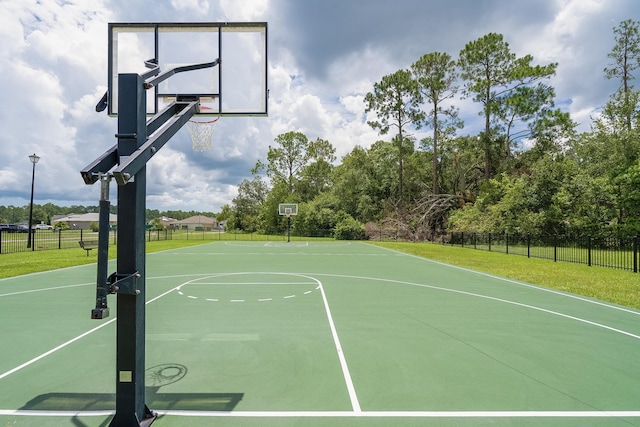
<box><xmin>187</xmin><ymin>117</ymin><xmax>220</xmax><ymax>151</ymax></box>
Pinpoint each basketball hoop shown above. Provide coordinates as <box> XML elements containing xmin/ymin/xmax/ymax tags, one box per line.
<box><xmin>187</xmin><ymin>117</ymin><xmax>220</xmax><ymax>151</ymax></box>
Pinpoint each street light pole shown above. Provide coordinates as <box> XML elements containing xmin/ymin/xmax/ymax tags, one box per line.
<box><xmin>27</xmin><ymin>153</ymin><xmax>40</xmax><ymax>250</ymax></box>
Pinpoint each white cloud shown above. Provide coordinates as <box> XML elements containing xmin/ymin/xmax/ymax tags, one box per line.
<box><xmin>170</xmin><ymin>0</ymin><xmax>211</xmax><ymax>14</ymax></box>
<box><xmin>220</xmin><ymin>0</ymin><xmax>269</xmax><ymax>21</ymax></box>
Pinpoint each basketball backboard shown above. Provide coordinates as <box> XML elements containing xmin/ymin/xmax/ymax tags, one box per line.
<box><xmin>107</xmin><ymin>22</ymin><xmax>268</xmax><ymax>117</ymax></box>
<box><xmin>278</xmin><ymin>203</ymin><xmax>298</xmax><ymax>216</ymax></box>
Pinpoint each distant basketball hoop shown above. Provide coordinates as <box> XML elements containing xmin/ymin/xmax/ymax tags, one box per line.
<box><xmin>278</xmin><ymin>203</ymin><xmax>298</xmax><ymax>216</ymax></box>
<box><xmin>279</xmin><ymin>203</ymin><xmax>298</xmax><ymax>243</ymax></box>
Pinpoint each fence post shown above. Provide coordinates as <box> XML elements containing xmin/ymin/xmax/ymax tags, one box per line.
<box><xmin>554</xmin><ymin>235</ymin><xmax>557</xmax><ymax>262</ymax></box>
<box><xmin>473</xmin><ymin>232</ymin><xmax>477</xmax><ymax>250</ymax></box>
<box><xmin>587</xmin><ymin>235</ymin><xmax>592</xmax><ymax>267</ymax></box>
<box><xmin>0</xmin><ymin>231</ymin><xmax>2</xmax><ymax>254</ymax></box>
<box><xmin>488</xmin><ymin>233</ymin><xmax>492</xmax><ymax>252</ymax></box>
<box><xmin>505</xmin><ymin>233</ymin><xmax>509</xmax><ymax>254</ymax></box>
<box><xmin>634</xmin><ymin>235</ymin><xmax>638</xmax><ymax>273</ymax></box>
<box><xmin>527</xmin><ymin>234</ymin><xmax>530</xmax><ymax>258</ymax></box>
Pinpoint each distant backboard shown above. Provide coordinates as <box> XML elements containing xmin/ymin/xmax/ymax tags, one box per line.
<box><xmin>278</xmin><ymin>203</ymin><xmax>298</xmax><ymax>216</ymax></box>
<box><xmin>108</xmin><ymin>22</ymin><xmax>268</xmax><ymax>117</ymax></box>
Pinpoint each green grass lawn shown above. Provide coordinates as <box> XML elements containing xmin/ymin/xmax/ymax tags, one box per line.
<box><xmin>371</xmin><ymin>241</ymin><xmax>640</xmax><ymax>310</ymax></box>
<box><xmin>0</xmin><ymin>239</ymin><xmax>210</xmax><ymax>279</ymax></box>
<box><xmin>1</xmin><ymin>239</ymin><xmax>639</xmax><ymax>310</ymax></box>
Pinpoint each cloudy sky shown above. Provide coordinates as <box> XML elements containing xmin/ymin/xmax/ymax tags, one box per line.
<box><xmin>0</xmin><ymin>0</ymin><xmax>638</xmax><ymax>214</ymax></box>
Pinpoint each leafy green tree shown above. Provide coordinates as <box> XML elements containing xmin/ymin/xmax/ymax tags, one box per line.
<box><xmin>297</xmin><ymin>137</ymin><xmax>336</xmax><ymax>201</ymax></box>
<box><xmin>331</xmin><ymin>146</ymin><xmax>379</xmax><ymax>222</ymax></box>
<box><xmin>232</xmin><ymin>177</ymin><xmax>268</xmax><ymax>231</ymax></box>
<box><xmin>216</xmin><ymin>204</ymin><xmax>234</xmax><ymax>229</ymax></box>
<box><xmin>367</xmin><ymin>140</ymin><xmax>401</xmax><ymax>206</ymax></box>
<box><xmin>411</xmin><ymin>52</ymin><xmax>462</xmax><ymax>194</ymax></box>
<box><xmin>149</xmin><ymin>218</ymin><xmax>165</xmax><ymax>230</ymax></box>
<box><xmin>614</xmin><ymin>160</ymin><xmax>640</xmax><ymax>235</ymax></box>
<box><xmin>334</xmin><ymin>215</ymin><xmax>366</xmax><ymax>240</ymax></box>
<box><xmin>458</xmin><ymin>33</ymin><xmax>558</xmax><ymax>179</ymax></box>
<box><xmin>604</xmin><ymin>19</ymin><xmax>640</xmax><ymax>132</ymax></box>
<box><xmin>520</xmin><ymin>109</ymin><xmax>576</xmax><ymax>163</ymax></box>
<box><xmin>296</xmin><ymin>193</ymin><xmax>340</xmax><ymax>237</ymax></box>
<box><xmin>435</xmin><ymin>135</ymin><xmax>484</xmax><ymax>198</ymax></box>
<box><xmin>0</xmin><ymin>205</ymin><xmax>25</xmax><ymax>223</ymax></box>
<box><xmin>591</xmin><ymin>19</ymin><xmax>640</xmax><ymax>178</ymax></box>
<box><xmin>256</xmin><ymin>131</ymin><xmax>312</xmax><ymax>194</ymax></box>
<box><xmin>365</xmin><ymin>69</ymin><xmax>423</xmax><ymax>206</ymax></box>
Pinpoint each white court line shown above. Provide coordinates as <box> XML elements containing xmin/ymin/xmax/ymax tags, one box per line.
<box><xmin>0</xmin><ymin>286</ymin><xmax>178</xmax><ymax>381</ymax></box>
<box><xmin>156</xmin><ymin>410</ymin><xmax>640</xmax><ymax>418</ymax></box>
<box><xmin>175</xmin><ymin>271</ymin><xmax>360</xmax><ymax>411</ymax></box>
<box><xmin>317</xmin><ymin>280</ymin><xmax>361</xmax><ymax>413</ymax></box>
<box><xmin>187</xmin><ymin>281</ymin><xmax>315</xmax><ymax>285</ymax></box>
<box><xmin>0</xmin><ymin>282</ymin><xmax>92</xmax><ymax>297</ymax></box>
<box><xmin>0</xmin><ymin>320</ymin><xmax>115</xmax><ymax>381</ymax></box>
<box><xmin>305</xmin><ymin>273</ymin><xmax>640</xmax><ymax>341</ymax></box>
<box><xmin>2</xmin><ymin>410</ymin><xmax>640</xmax><ymax>418</ymax></box>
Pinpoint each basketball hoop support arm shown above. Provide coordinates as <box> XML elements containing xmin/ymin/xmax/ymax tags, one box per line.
<box><xmin>80</xmin><ymin>61</ymin><xmax>218</xmax><ymax>426</ymax></box>
<box><xmin>95</xmin><ymin>59</ymin><xmax>219</xmax><ymax>113</ymax></box>
<box><xmin>82</xmin><ymin>100</ymin><xmax>199</xmax><ymax>185</ymax></box>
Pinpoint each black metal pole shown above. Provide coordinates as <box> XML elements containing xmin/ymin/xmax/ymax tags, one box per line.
<box><xmin>109</xmin><ymin>73</ymin><xmax>156</xmax><ymax>427</ymax></box>
<box><xmin>287</xmin><ymin>215</ymin><xmax>291</xmax><ymax>243</ymax></box>
<box><xmin>27</xmin><ymin>156</ymin><xmax>37</xmax><ymax>249</ymax></box>
<box><xmin>91</xmin><ymin>174</ymin><xmax>112</xmax><ymax>320</ymax></box>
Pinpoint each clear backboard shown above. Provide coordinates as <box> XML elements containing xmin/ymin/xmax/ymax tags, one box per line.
<box><xmin>107</xmin><ymin>22</ymin><xmax>268</xmax><ymax>117</ymax></box>
<box><xmin>278</xmin><ymin>203</ymin><xmax>298</xmax><ymax>216</ymax></box>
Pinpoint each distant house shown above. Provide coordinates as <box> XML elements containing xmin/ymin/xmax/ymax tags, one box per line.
<box><xmin>52</xmin><ymin>213</ymin><xmax>117</xmax><ymax>230</ymax></box>
<box><xmin>169</xmin><ymin>215</ymin><xmax>217</xmax><ymax>231</ymax></box>
<box><xmin>156</xmin><ymin>216</ymin><xmax>177</xmax><ymax>229</ymax></box>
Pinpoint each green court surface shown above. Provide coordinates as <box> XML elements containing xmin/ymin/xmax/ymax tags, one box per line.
<box><xmin>1</xmin><ymin>241</ymin><xmax>640</xmax><ymax>426</ymax></box>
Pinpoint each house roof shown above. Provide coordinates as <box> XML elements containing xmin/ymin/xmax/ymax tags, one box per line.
<box><xmin>171</xmin><ymin>215</ymin><xmax>216</xmax><ymax>225</ymax></box>
<box><xmin>52</xmin><ymin>213</ymin><xmax>117</xmax><ymax>223</ymax></box>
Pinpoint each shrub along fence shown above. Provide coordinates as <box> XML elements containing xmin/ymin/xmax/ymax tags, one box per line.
<box><xmin>448</xmin><ymin>232</ymin><xmax>639</xmax><ymax>273</ymax></box>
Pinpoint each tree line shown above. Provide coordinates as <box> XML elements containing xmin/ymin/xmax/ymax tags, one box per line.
<box><xmin>222</xmin><ymin>20</ymin><xmax>640</xmax><ymax>239</ymax></box>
